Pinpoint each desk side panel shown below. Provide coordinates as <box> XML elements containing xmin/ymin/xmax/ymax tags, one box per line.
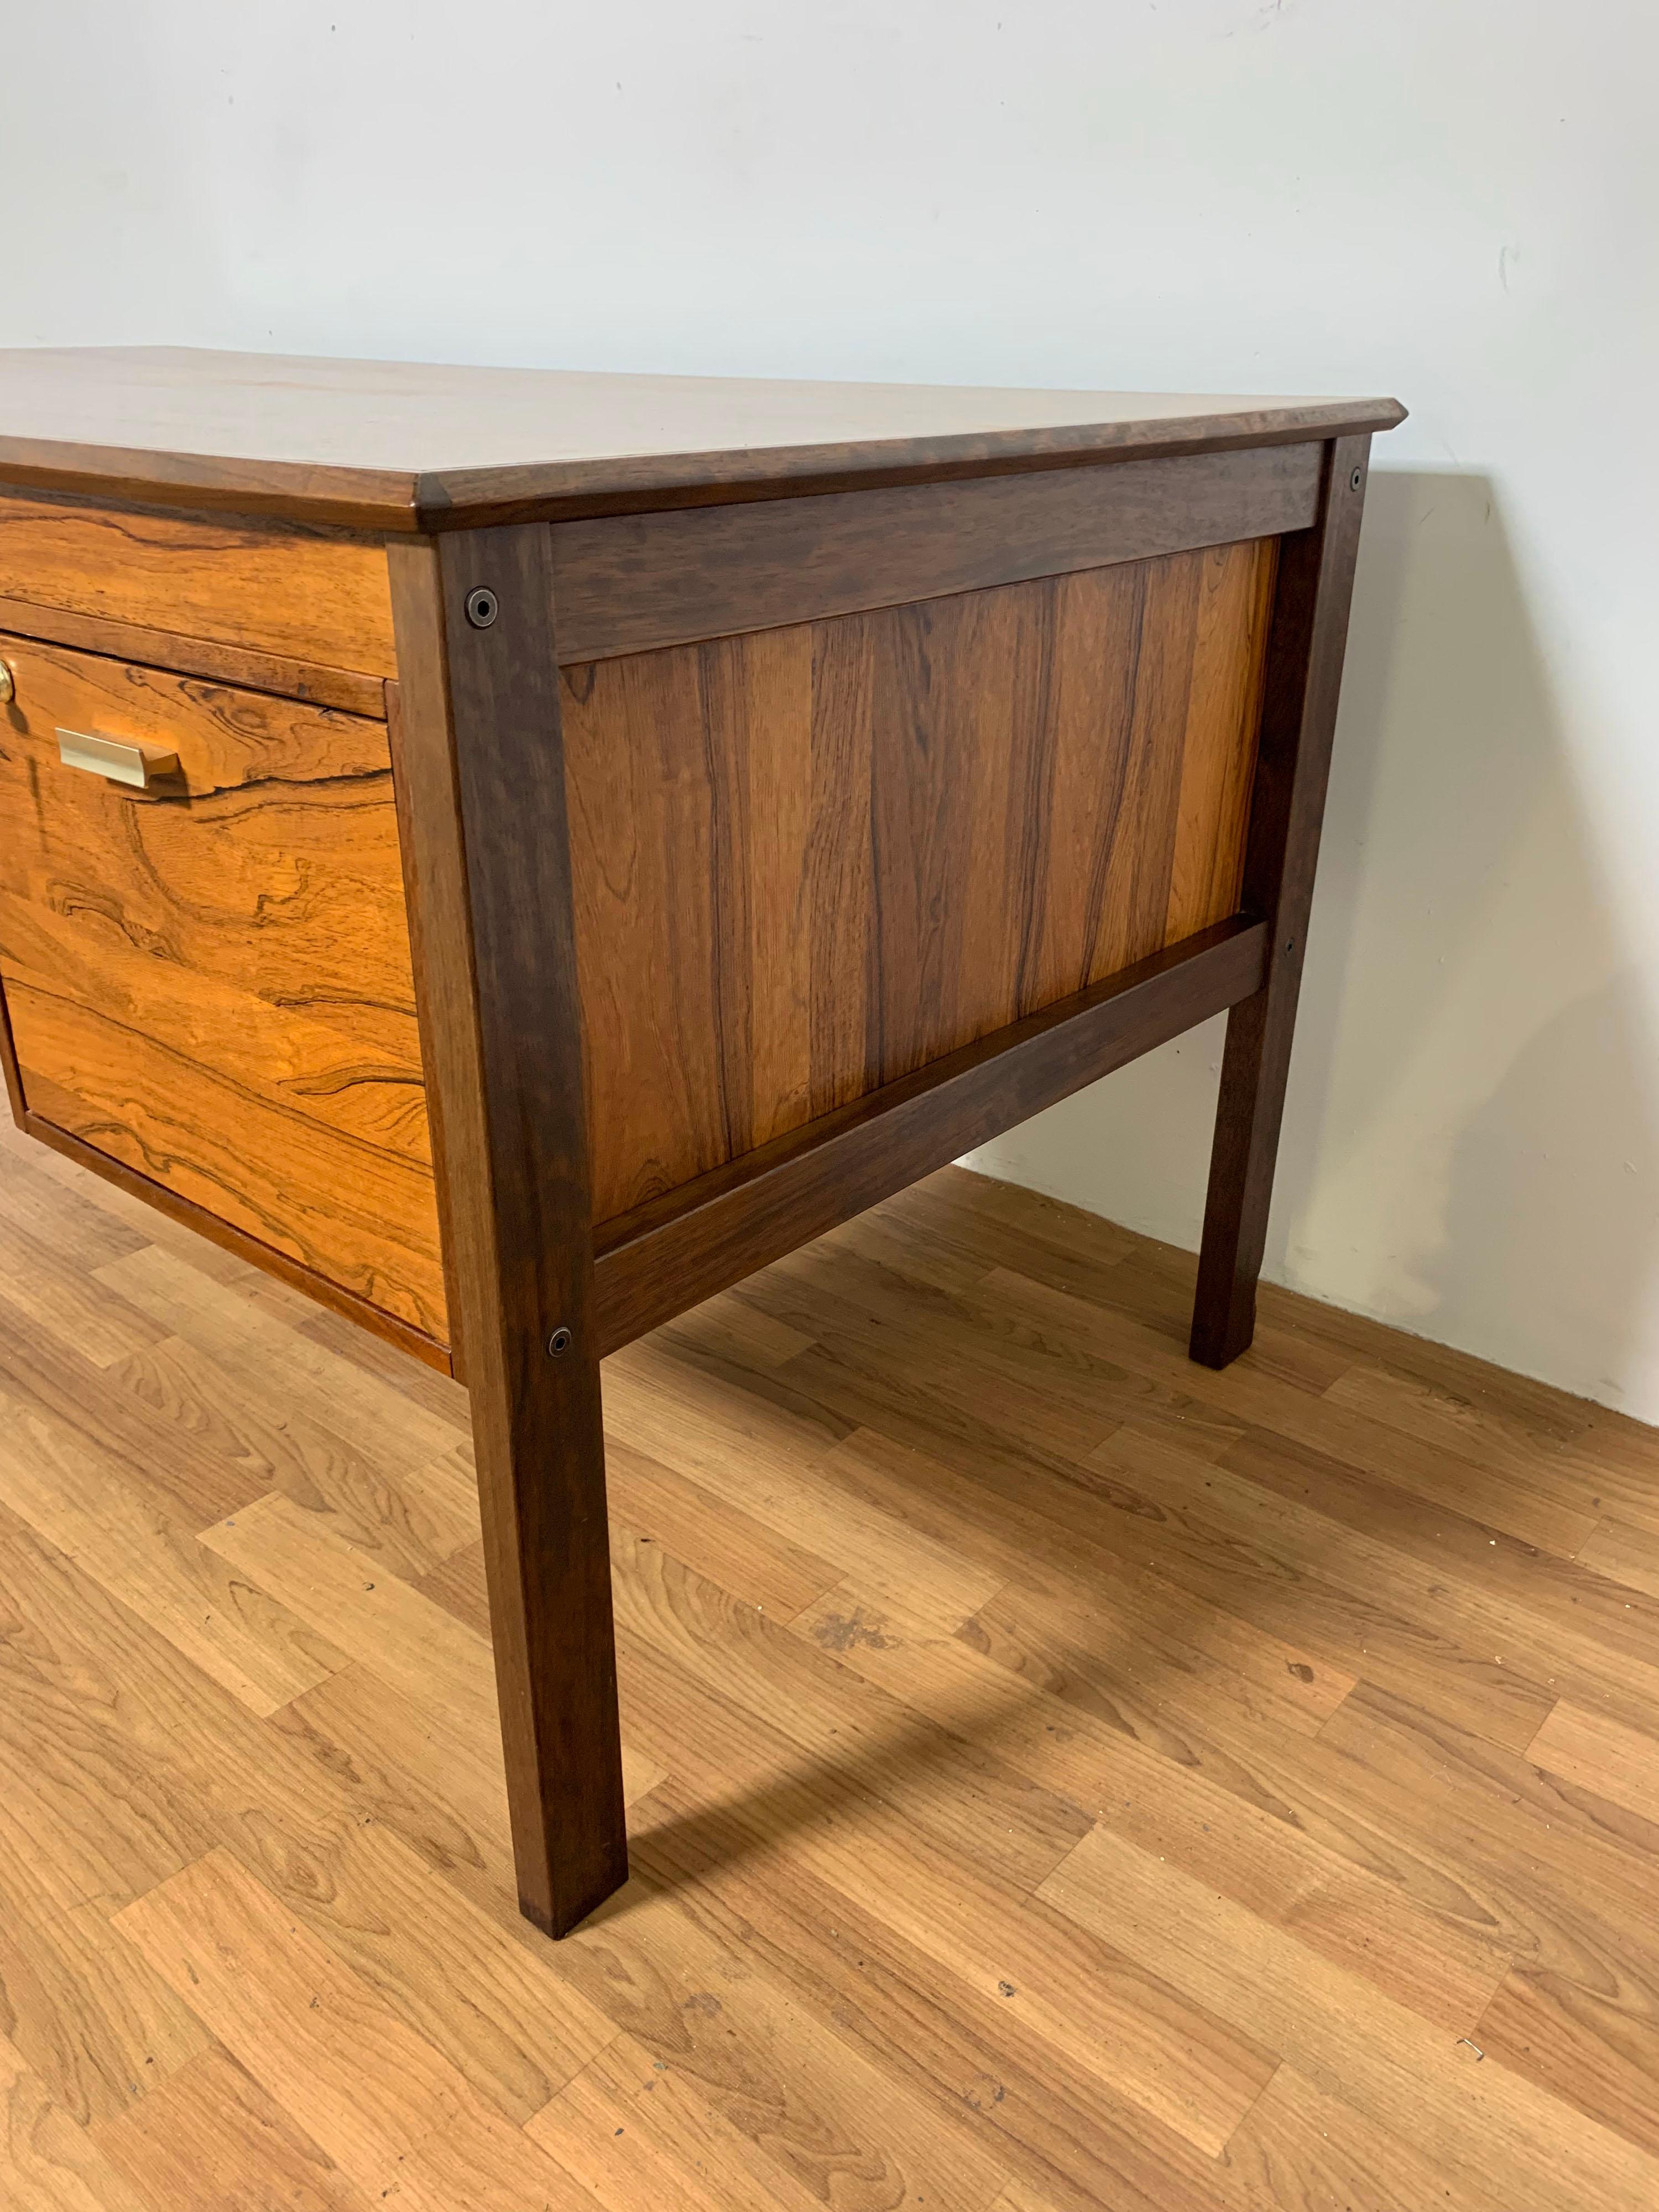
<box><xmin>565</xmin><ymin>534</ymin><xmax>1276</xmax><ymax>1226</ymax></box>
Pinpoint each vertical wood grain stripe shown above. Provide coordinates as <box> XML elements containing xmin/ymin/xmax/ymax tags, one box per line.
<box><xmin>1166</xmin><ymin>538</ymin><xmax>1279</xmax><ymax>941</ymax></box>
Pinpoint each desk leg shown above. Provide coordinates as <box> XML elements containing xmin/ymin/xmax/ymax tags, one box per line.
<box><xmin>1190</xmin><ymin>435</ymin><xmax>1371</xmax><ymax>1369</ymax></box>
<box><xmin>387</xmin><ymin>529</ymin><xmax>628</xmax><ymax>1938</ymax></box>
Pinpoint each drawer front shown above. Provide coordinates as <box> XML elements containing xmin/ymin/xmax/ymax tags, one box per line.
<box><xmin>0</xmin><ymin>632</ymin><xmax>447</xmax><ymax>1340</ymax></box>
<box><xmin>0</xmin><ymin>489</ymin><xmax>398</xmax><ymax>677</ymax></box>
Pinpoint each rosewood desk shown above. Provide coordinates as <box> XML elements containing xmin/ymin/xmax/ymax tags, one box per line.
<box><xmin>0</xmin><ymin>350</ymin><xmax>1403</xmax><ymax>1934</ymax></box>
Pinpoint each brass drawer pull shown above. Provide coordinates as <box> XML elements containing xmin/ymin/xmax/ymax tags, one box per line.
<box><xmin>56</xmin><ymin>728</ymin><xmax>180</xmax><ymax>789</ymax></box>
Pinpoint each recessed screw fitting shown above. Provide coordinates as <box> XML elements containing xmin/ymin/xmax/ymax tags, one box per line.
<box><xmin>1349</xmin><ymin>466</ymin><xmax>1363</xmax><ymax>492</ymax></box>
<box><xmin>547</xmin><ymin>1326</ymin><xmax>573</xmax><ymax>1358</ymax></box>
<box><xmin>465</xmin><ymin>586</ymin><xmax>499</xmax><ymax>628</ymax></box>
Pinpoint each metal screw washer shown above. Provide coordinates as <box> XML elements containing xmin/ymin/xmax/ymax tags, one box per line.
<box><xmin>547</xmin><ymin>1326</ymin><xmax>573</xmax><ymax>1358</ymax></box>
<box><xmin>465</xmin><ymin>586</ymin><xmax>499</xmax><ymax>629</ymax></box>
<box><xmin>1349</xmin><ymin>466</ymin><xmax>1364</xmax><ymax>492</ymax></box>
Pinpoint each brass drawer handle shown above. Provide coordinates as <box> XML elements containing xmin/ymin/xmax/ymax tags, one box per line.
<box><xmin>0</xmin><ymin>657</ymin><xmax>14</xmax><ymax>705</ymax></box>
<box><xmin>56</xmin><ymin>728</ymin><xmax>180</xmax><ymax>789</ymax></box>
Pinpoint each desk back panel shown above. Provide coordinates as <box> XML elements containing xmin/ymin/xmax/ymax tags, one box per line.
<box><xmin>564</xmin><ymin>535</ymin><xmax>1276</xmax><ymax>1225</ymax></box>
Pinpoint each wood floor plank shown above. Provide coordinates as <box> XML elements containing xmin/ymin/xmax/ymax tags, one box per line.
<box><xmin>524</xmin><ymin>1874</ymin><xmax>1016</xmax><ymax>2212</ymax></box>
<box><xmin>1324</xmin><ymin>1356</ymin><xmax>1601</xmax><ymax>1483</ymax></box>
<box><xmin>112</xmin><ymin>1851</ymin><xmax>593</xmax><ymax>2212</ymax></box>
<box><xmin>786</xmin><ymin>1585</ymin><xmax>1510</xmax><ymax>2034</ymax></box>
<box><xmin>233</xmin><ymin>1818</ymin><xmax>620</xmax><ymax>2127</ymax></box>
<box><xmin>962</xmin><ymin>1566</ymin><xmax>1353</xmax><ymax>1747</ymax></box>
<box><xmin>298</xmin><ymin>1301</ymin><xmax>472</xmax><ymax>1428</ymax></box>
<box><xmin>1546</xmin><ymin>1406</ymin><xmax>1659</xmax><ymax>1538</ymax></box>
<box><xmin>526</xmin><ymin>2031</ymin><xmax>831</xmax><ymax>2212</ymax></box>
<box><xmin>627</xmin><ymin>1776</ymin><xmax>1248</xmax><ymax>2212</ymax></box>
<box><xmin>765</xmin><ymin>1321</ymin><xmax>1555</xmax><ymax>1754</ymax></box>
<box><xmin>93</xmin><ymin>1244</ymin><xmax>465</xmax><ymax>1470</ymax></box>
<box><xmin>1220</xmin><ymin>2063</ymin><xmax>1511</xmax><ymax>2212</ymax></box>
<box><xmin>110</xmin><ymin>1335</ymin><xmax>480</xmax><ymax>1579</ymax></box>
<box><xmin>0</xmin><ymin>1813</ymin><xmax>211</xmax><ymax>2131</ymax></box>
<box><xmin>1084</xmin><ymin>1425</ymin><xmax>1569</xmax><ymax>1753</ymax></box>
<box><xmin>974</xmin><ymin>1255</ymin><xmax>1604</xmax><ymax>1565</ymax></box>
<box><xmin>1474</xmin><ymin>1961</ymin><xmax>1659</xmax><ymax>2166</ymax></box>
<box><xmin>660</xmin><ymin>1289</ymin><xmax>819</xmax><ymax>1374</ymax></box>
<box><xmin>1312</xmin><ymin>1681</ymin><xmax>1659</xmax><ymax>2066</ymax></box>
<box><xmin>273</xmin><ymin>1658</ymin><xmax>523</xmax><ymax>1896</ymax></box>
<box><xmin>0</xmin><ymin>1131</ymin><xmax>151</xmax><ymax>1272</ymax></box>
<box><xmin>604</xmin><ymin>1337</ymin><xmax>1006</xmax><ymax>1632</ymax></box>
<box><xmin>600</xmin><ymin>1610</ymin><xmax>1276</xmax><ymax>2163</ymax></box>
<box><xmin>92</xmin><ymin>2046</ymin><xmax>374</xmax><ymax>2212</ymax></box>
<box><xmin>811</xmin><ymin>1424</ymin><xmax>1353</xmax><ymax>1732</ymax></box>
<box><xmin>611</xmin><ymin>1526</ymin><xmax>1091</xmax><ymax>1896</ymax></box>
<box><xmin>0</xmin><ymin>1538</ymin><xmax>210</xmax><ymax>1912</ymax></box>
<box><xmin>841</xmin><ymin>1212</ymin><xmax>1600</xmax><ymax>1563</ymax></box>
<box><xmin>0</xmin><ymin>1504</ymin><xmax>378</xmax><ymax>1893</ymax></box>
<box><xmin>1575</xmin><ymin>1517</ymin><xmax>1659</xmax><ymax>1602</ymax></box>
<box><xmin>0</xmin><ymin>1297</ymin><xmax>267</xmax><ymax>1532</ymax></box>
<box><xmin>199</xmin><ymin>1489</ymin><xmax>667</xmax><ymax>1808</ymax></box>
<box><xmin>1040</xmin><ymin>1822</ymin><xmax>1659</xmax><ymax>2212</ymax></box>
<box><xmin>0</xmin><ymin>1399</ymin><xmax>349</xmax><ymax>1715</ymax></box>
<box><xmin>1525</xmin><ymin>1700</ymin><xmax>1659</xmax><ymax>1826</ymax></box>
<box><xmin>0</xmin><ymin>1213</ymin><xmax>165</xmax><ymax>1374</ymax></box>
<box><xmin>604</xmin><ymin>1436</ymin><xmax>844</xmax><ymax>1621</ymax></box>
<box><xmin>755</xmin><ymin>1793</ymin><xmax>1279</xmax><ymax>2160</ymax></box>
<box><xmin>0</xmin><ymin>2033</ymin><xmax>156</xmax><ymax>2212</ymax></box>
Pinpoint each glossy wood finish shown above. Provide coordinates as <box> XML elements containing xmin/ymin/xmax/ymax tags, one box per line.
<box><xmin>0</xmin><ymin>630</ymin><xmax>446</xmax><ymax>1341</ymax></box>
<box><xmin>5</xmin><ymin>1129</ymin><xmax>1659</xmax><ymax>2212</ymax></box>
<box><xmin>566</xmin><ymin>538</ymin><xmax>1276</xmax><ymax>1224</ymax></box>
<box><xmin>386</xmin><ymin>531</ymin><xmax>627</xmax><ymax>1938</ymax></box>
<box><xmin>592</xmin><ymin>917</ymin><xmax>1268</xmax><ymax>1354</ymax></box>
<box><xmin>1191</xmin><ymin>436</ymin><xmax>1370</xmax><ymax>1368</ymax></box>
<box><xmin>0</xmin><ymin>592</ymin><xmax>389</xmax><ymax>716</ymax></box>
<box><xmin>549</xmin><ymin>444</ymin><xmax>1312</xmax><ymax>662</ymax></box>
<box><xmin>0</xmin><ymin>488</ymin><xmax>397</xmax><ymax>674</ymax></box>
<box><xmin>0</xmin><ymin>346</ymin><xmax>1405</xmax><ymax>527</ymax></box>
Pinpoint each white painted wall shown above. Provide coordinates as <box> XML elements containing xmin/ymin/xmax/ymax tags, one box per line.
<box><xmin>4</xmin><ymin>2</ymin><xmax>1657</xmax><ymax>1413</ymax></box>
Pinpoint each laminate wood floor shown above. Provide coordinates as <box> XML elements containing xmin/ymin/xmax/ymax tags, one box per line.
<box><xmin>4</xmin><ymin>1112</ymin><xmax>1659</xmax><ymax>2211</ymax></box>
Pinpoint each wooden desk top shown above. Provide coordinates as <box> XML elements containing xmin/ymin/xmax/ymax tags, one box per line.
<box><xmin>0</xmin><ymin>346</ymin><xmax>1405</xmax><ymax>530</ymax></box>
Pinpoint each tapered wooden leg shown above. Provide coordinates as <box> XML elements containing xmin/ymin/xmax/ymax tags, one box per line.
<box><xmin>467</xmin><ymin>1321</ymin><xmax>626</xmax><ymax>1939</ymax></box>
<box><xmin>1190</xmin><ymin>434</ymin><xmax>1373</xmax><ymax>1371</ymax></box>
<box><xmin>387</xmin><ymin>526</ymin><xmax>627</xmax><ymax>1936</ymax></box>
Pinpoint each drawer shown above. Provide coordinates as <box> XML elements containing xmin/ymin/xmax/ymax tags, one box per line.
<box><xmin>0</xmin><ymin>488</ymin><xmax>398</xmax><ymax>678</ymax></box>
<box><xmin>0</xmin><ymin>632</ymin><xmax>447</xmax><ymax>1342</ymax></box>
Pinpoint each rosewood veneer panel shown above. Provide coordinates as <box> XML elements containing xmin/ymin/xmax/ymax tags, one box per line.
<box><xmin>0</xmin><ymin>488</ymin><xmax>398</xmax><ymax>675</ymax></box>
<box><xmin>0</xmin><ymin>632</ymin><xmax>445</xmax><ymax>1339</ymax></box>
<box><xmin>564</xmin><ymin>536</ymin><xmax>1276</xmax><ymax>1225</ymax></box>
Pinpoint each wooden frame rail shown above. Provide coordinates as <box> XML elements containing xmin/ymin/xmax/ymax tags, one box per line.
<box><xmin>593</xmin><ymin>917</ymin><xmax>1269</xmax><ymax>1354</ymax></box>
